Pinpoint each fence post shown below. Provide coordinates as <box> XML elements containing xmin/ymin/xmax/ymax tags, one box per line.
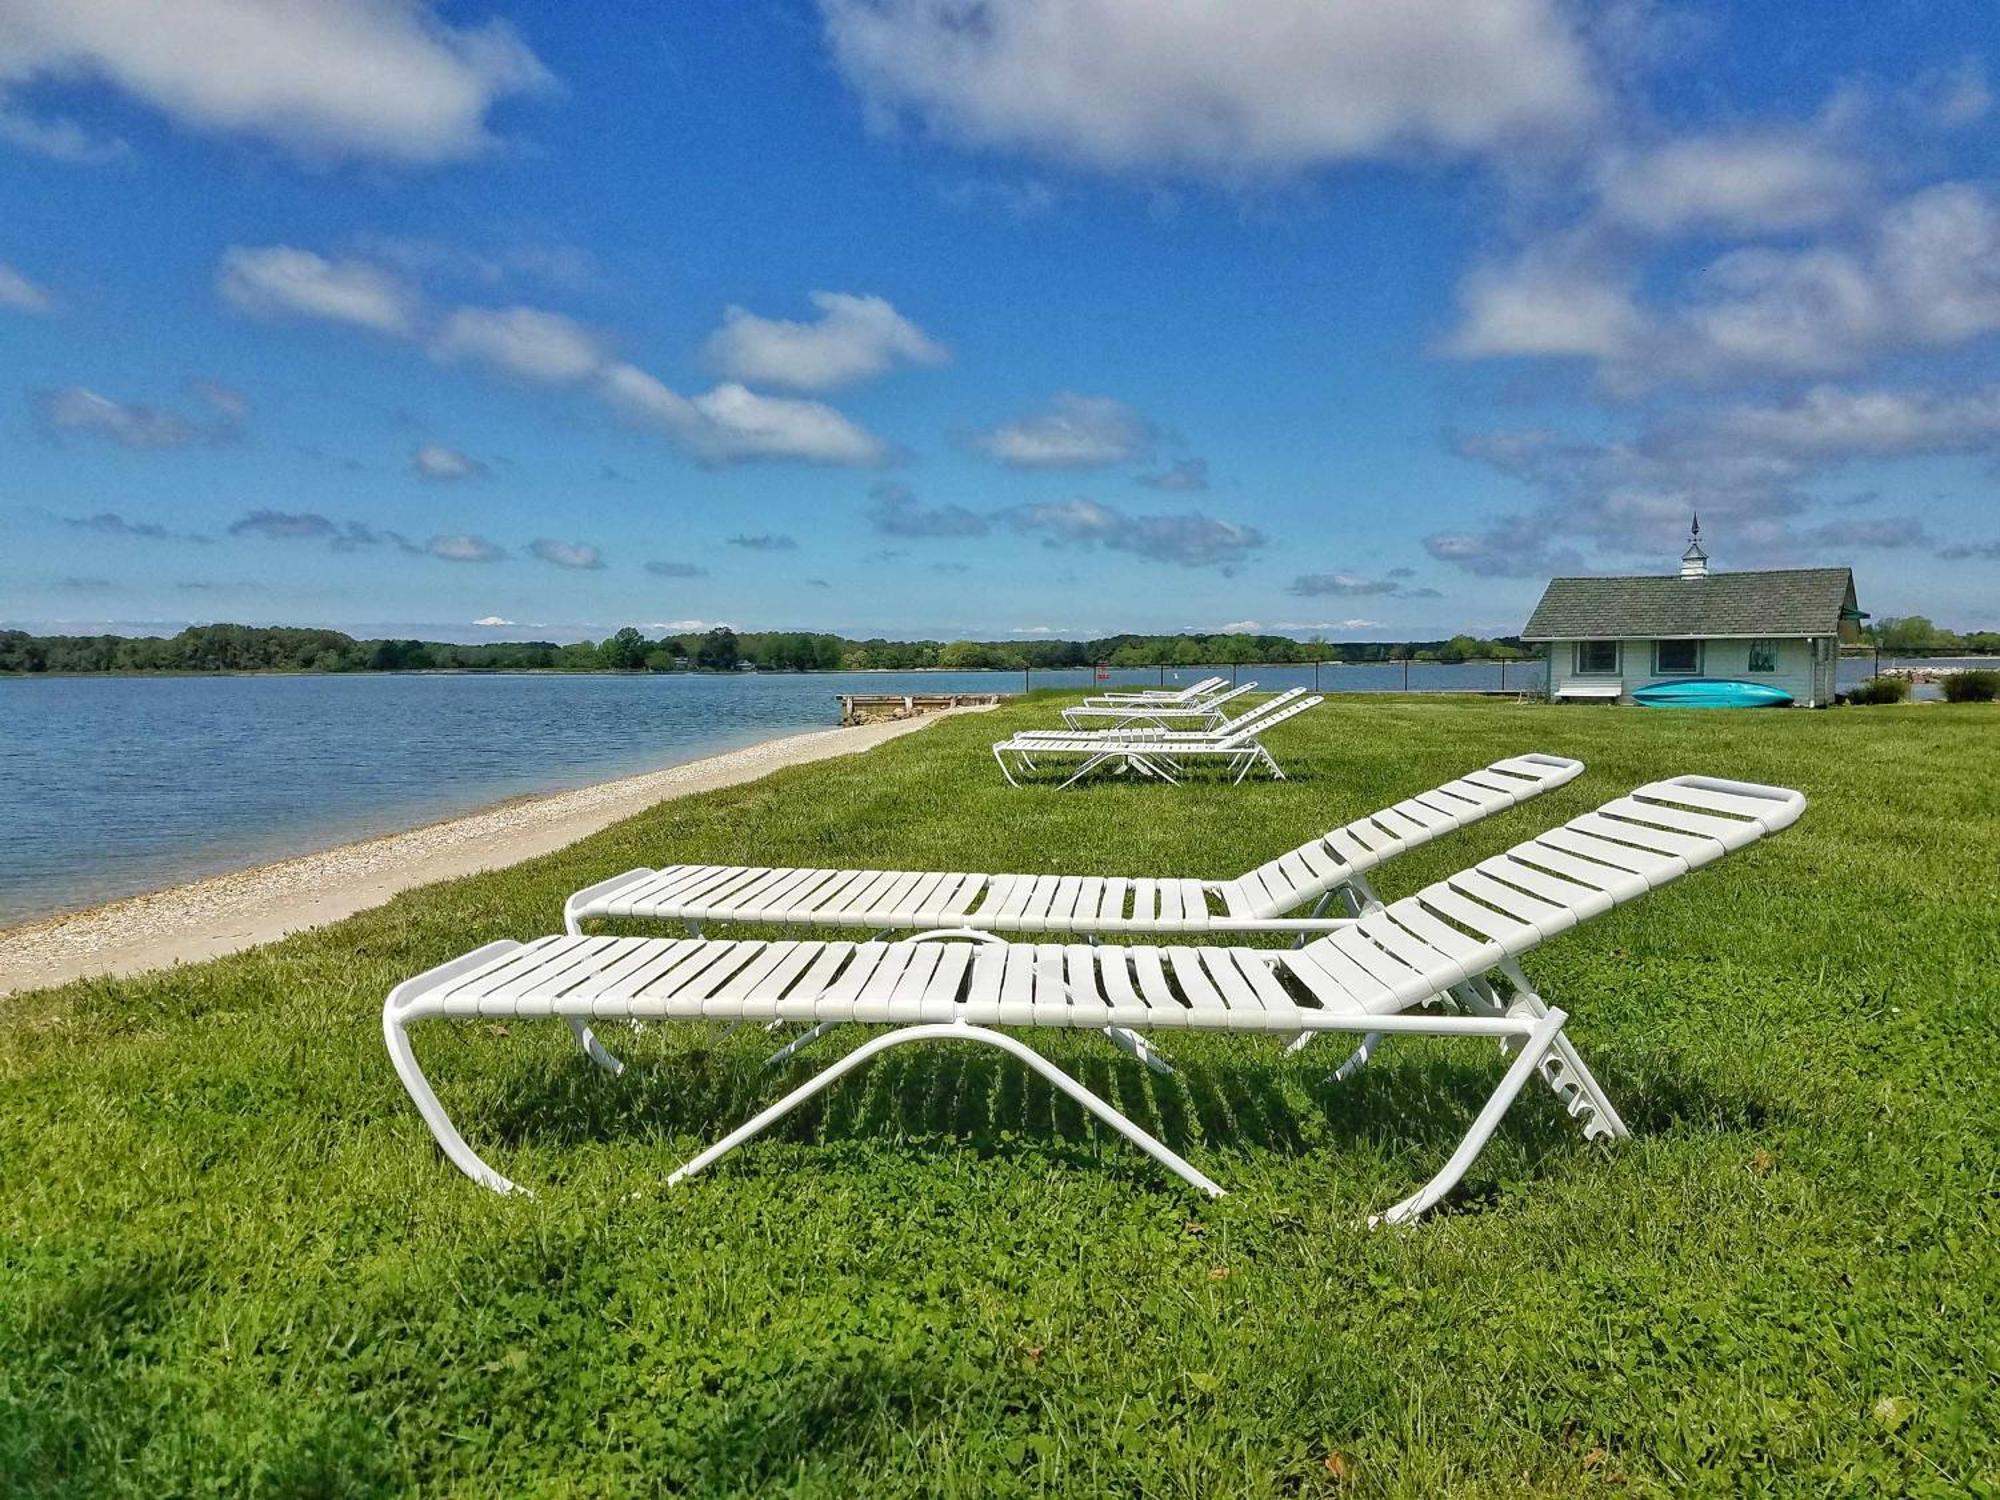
<box><xmin>1402</xmin><ymin>656</ymin><xmax>1410</xmax><ymax>691</ymax></box>
<box><xmin>1232</xmin><ymin>660</ymin><xmax>1238</xmax><ymax>685</ymax></box>
<box><xmin>1313</xmin><ymin>659</ymin><xmax>1320</xmax><ymax>692</ymax></box>
<box><xmin>1499</xmin><ymin>658</ymin><xmax>1507</xmax><ymax>692</ymax></box>
<box><xmin>1023</xmin><ymin>665</ymin><xmax>1030</xmax><ymax>695</ymax></box>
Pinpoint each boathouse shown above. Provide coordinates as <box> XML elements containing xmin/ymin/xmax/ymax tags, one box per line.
<box><xmin>1522</xmin><ymin>520</ymin><xmax>1864</xmax><ymax>707</ymax></box>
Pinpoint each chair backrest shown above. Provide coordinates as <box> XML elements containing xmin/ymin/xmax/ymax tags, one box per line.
<box><xmin>1183</xmin><ymin>680</ymin><xmax>1257</xmax><ymax>713</ymax></box>
<box><xmin>1213</xmin><ymin>688</ymin><xmax>1319</xmax><ymax>744</ymax></box>
<box><xmin>1288</xmin><ymin>776</ymin><xmax>1805</xmax><ymax>1013</ymax></box>
<box><xmin>1223</xmin><ymin>753</ymin><xmax>1585</xmax><ymax>915</ymax></box>
<box><xmin>1099</xmin><ymin>675</ymin><xmax>1225</xmax><ymax>704</ymax></box>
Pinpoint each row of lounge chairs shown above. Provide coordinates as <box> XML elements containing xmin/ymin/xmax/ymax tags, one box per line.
<box><xmin>385</xmin><ymin>743</ymin><xmax>1806</xmax><ymax>1223</ymax></box>
<box><xmin>994</xmin><ymin>678</ymin><xmax>1325</xmax><ymax>787</ymax></box>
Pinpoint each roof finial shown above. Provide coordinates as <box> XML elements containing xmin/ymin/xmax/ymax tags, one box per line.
<box><xmin>1680</xmin><ymin>512</ymin><xmax>1710</xmax><ymax>579</ymax></box>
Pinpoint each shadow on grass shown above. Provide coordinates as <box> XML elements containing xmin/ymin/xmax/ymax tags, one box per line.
<box><xmin>466</xmin><ymin>1023</ymin><xmax>1772</xmax><ymax>1188</ymax></box>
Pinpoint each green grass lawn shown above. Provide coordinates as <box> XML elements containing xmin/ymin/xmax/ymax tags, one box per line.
<box><xmin>3</xmin><ymin>695</ymin><xmax>1996</xmax><ymax>1497</ymax></box>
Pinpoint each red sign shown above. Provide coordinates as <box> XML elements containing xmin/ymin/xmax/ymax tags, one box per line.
<box><xmin>1095</xmin><ymin>660</ymin><xmax>1110</xmax><ymax>682</ymax></box>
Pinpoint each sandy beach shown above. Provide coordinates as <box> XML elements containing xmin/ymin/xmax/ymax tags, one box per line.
<box><xmin>0</xmin><ymin>710</ymin><xmax>976</xmax><ymax>998</ymax></box>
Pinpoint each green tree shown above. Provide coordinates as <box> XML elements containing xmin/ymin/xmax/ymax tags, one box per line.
<box><xmin>599</xmin><ymin>627</ymin><xmax>650</xmax><ymax>671</ymax></box>
<box><xmin>695</xmin><ymin>628</ymin><xmax>740</xmax><ymax>671</ymax></box>
<box><xmin>1877</xmin><ymin>616</ymin><xmax>1961</xmax><ymax>653</ymax></box>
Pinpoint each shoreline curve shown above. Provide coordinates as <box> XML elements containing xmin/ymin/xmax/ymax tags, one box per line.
<box><xmin>0</xmin><ymin>710</ymin><xmax>980</xmax><ymax>999</ymax></box>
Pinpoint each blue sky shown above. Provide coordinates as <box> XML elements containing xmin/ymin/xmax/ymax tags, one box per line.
<box><xmin>1</xmin><ymin>0</ymin><xmax>1996</xmax><ymax>643</ymax></box>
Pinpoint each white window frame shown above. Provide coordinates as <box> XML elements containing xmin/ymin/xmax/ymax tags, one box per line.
<box><xmin>1573</xmin><ymin>640</ymin><xmax>1620</xmax><ymax>676</ymax></box>
<box><xmin>1654</xmin><ymin>639</ymin><xmax>1702</xmax><ymax>675</ymax></box>
<box><xmin>1747</xmin><ymin>639</ymin><xmax>1779</xmax><ymax>674</ymax></box>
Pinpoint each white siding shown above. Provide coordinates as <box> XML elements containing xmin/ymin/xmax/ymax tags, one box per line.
<box><xmin>1546</xmin><ymin>636</ymin><xmax>1831</xmax><ymax>706</ymax></box>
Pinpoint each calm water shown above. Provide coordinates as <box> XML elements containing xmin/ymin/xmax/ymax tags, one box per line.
<box><xmin>0</xmin><ymin>655</ymin><xmax>1931</xmax><ymax>924</ymax></box>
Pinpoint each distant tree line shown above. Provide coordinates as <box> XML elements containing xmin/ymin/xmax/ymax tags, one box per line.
<box><xmin>0</xmin><ymin>621</ymin><xmax>1831</xmax><ymax>676</ymax></box>
<box><xmin>1857</xmin><ymin>616</ymin><xmax>2000</xmax><ymax>654</ymax></box>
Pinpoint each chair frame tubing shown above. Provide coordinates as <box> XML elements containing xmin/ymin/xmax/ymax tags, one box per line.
<box><xmin>383</xmin><ymin>943</ymin><xmax>1590</xmax><ymax>1225</ymax></box>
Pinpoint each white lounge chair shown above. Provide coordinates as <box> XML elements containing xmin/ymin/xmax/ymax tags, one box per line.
<box><xmin>1080</xmin><ymin>675</ymin><xmax>1227</xmax><ymax>706</ymax></box>
<box><xmin>564</xmin><ymin>751</ymin><xmax>1582</xmax><ymax>1076</ymax></box>
<box><xmin>564</xmin><ymin>753</ymin><xmax>1585</xmax><ymax>941</ymax></box>
<box><xmin>1059</xmin><ymin>679</ymin><xmax>1259</xmax><ymax>730</ymax></box>
<box><xmin>994</xmin><ymin>689</ymin><xmax>1323</xmax><ymax>787</ymax></box>
<box><xmin>383</xmin><ymin>775</ymin><xmax>1804</xmax><ymax>1223</ymax></box>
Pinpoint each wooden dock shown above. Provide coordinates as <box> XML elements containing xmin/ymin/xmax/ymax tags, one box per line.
<box><xmin>837</xmin><ymin>691</ymin><xmax>1002</xmax><ymax>725</ymax></box>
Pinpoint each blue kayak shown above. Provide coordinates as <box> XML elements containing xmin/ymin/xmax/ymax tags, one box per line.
<box><xmin>1632</xmin><ymin>679</ymin><xmax>1793</xmax><ymax>708</ymax></box>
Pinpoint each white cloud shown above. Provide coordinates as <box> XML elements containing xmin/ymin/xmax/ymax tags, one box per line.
<box><xmin>1289</xmin><ymin>572</ymin><xmax>1440</xmax><ymax>599</ymax></box>
<box><xmin>432</xmin><ymin>305</ymin><xmax>607</xmax><ymax>383</ymax></box>
<box><xmin>821</xmin><ymin>0</ymin><xmax>1597</xmax><ymax>176</ymax></box>
<box><xmin>1701</xmin><ymin>385</ymin><xmax>2000</xmax><ymax>462</ymax></box>
<box><xmin>428</xmin><ymin>533</ymin><xmax>506</xmax><ymax>563</ymax></box>
<box><xmin>939</xmin><ymin>176</ymin><xmax>1058</xmax><ymax>218</ymax></box>
<box><xmin>0</xmin><ymin>0</ymin><xmax>553</xmax><ymax>165</ymax></box>
<box><xmin>0</xmin><ymin>259</ymin><xmax>52</xmax><ymax>313</ymax></box>
<box><xmin>411</xmin><ymin>443</ymin><xmax>488</xmax><ymax>481</ymax></box>
<box><xmin>528</xmin><ymin>538</ymin><xmax>604</xmax><ymax>570</ymax></box>
<box><xmin>210</xmin><ymin>253</ymin><xmax>895</xmax><ymax>469</ymax></box>
<box><xmin>702</xmin><ymin>291</ymin><xmax>947</xmax><ymax>392</ymax></box>
<box><xmin>1679</xmin><ymin>182</ymin><xmax>2000</xmax><ymax>380</ymax></box>
<box><xmin>1452</xmin><ymin>183</ymin><xmax>2000</xmax><ymax>386</ymax></box>
<box><xmin>62</xmin><ymin>510</ymin><xmax>208</xmax><ymax>543</ymax></box>
<box><xmin>228</xmin><ymin>510</ymin><xmax>421</xmax><ymax>553</ymax></box>
<box><xmin>601</xmin><ymin>364</ymin><xmax>890</xmax><ymax>466</ymax></box>
<box><xmin>217</xmin><ymin>246</ymin><xmax>415</xmax><ymax>335</ymax></box>
<box><xmin>353</xmin><ymin>233</ymin><xmax>599</xmax><ymax>293</ymax></box>
<box><xmin>31</xmin><ymin>385</ymin><xmax>232</xmax><ymax>448</ymax></box>
<box><xmin>1437</xmin><ymin>379</ymin><xmax>2000</xmax><ymax>575</ymax></box>
<box><xmin>647</xmin><ymin>619</ymin><xmax>724</xmax><ymax>633</ymax></box>
<box><xmin>1275</xmin><ymin>619</ymin><xmax>1385</xmax><ymax>631</ymax></box>
<box><xmin>1001</xmin><ymin>497</ymin><xmax>1265</xmax><ymax>570</ymax></box>
<box><xmin>472</xmin><ymin>615</ymin><xmax>513</xmax><ymax>627</ymax></box>
<box><xmin>1135</xmin><ymin>457</ymin><xmax>1209</xmax><ymax>492</ymax></box>
<box><xmin>0</xmin><ymin>106</ymin><xmax>125</xmax><ymax>162</ymax></box>
<box><xmin>1422</xmin><ymin>516</ymin><xmax>1586</xmax><ymax>578</ymax></box>
<box><xmin>1596</xmin><ymin>132</ymin><xmax>1865</xmax><ymax>237</ymax></box>
<box><xmin>1912</xmin><ymin>58</ymin><xmax>1990</xmax><ymax>130</ymax></box>
<box><xmin>1447</xmin><ymin>255</ymin><xmax>1641</xmax><ymax>360</ymax></box>
<box><xmin>189</xmin><ymin>379</ymin><xmax>249</xmax><ymax>423</ymax></box>
<box><xmin>973</xmin><ymin>393</ymin><xmax>1153</xmax><ymax>469</ymax></box>
<box><xmin>867</xmin><ymin>480</ymin><xmax>988</xmax><ymax>537</ymax></box>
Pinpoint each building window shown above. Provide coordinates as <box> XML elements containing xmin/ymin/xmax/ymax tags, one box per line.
<box><xmin>1747</xmin><ymin>639</ymin><xmax>1779</xmax><ymax>673</ymax></box>
<box><xmin>1655</xmin><ymin>639</ymin><xmax>1701</xmax><ymax>675</ymax></box>
<box><xmin>1575</xmin><ymin>640</ymin><xmax>1619</xmax><ymax>675</ymax></box>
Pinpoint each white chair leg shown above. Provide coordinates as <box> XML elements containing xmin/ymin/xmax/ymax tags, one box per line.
<box><xmin>555</xmin><ymin>893</ymin><xmax>630</xmax><ymax>1067</ymax></box>
<box><xmin>564</xmin><ymin>1017</ymin><xmax>625</xmax><ymax>1074</ymax></box>
<box><xmin>1058</xmin><ymin>752</ymin><xmax>1115</xmax><ymax>789</ymax></box>
<box><xmin>1292</xmin><ymin>1027</ymin><xmax>1383</xmax><ymax>1078</ymax></box>
<box><xmin>1370</xmin><ymin>1007</ymin><xmax>1569</xmax><ymax>1227</ymax></box>
<box><xmin>765</xmin><ymin>1020</ymin><xmax>842</xmax><ymax>1067</ymax></box>
<box><xmin>383</xmin><ymin>1005</ymin><xmax>521</xmax><ymax>1196</ymax></box>
<box><xmin>1101</xmin><ymin>1024</ymin><xmax>1175</xmax><ymax>1076</ymax></box>
<box><xmin>669</xmin><ymin>1022</ymin><xmax>1226</xmax><ymax>1198</ymax></box>
<box><xmin>1493</xmin><ymin>961</ymin><xmax>1629</xmax><ymax>1142</ymax></box>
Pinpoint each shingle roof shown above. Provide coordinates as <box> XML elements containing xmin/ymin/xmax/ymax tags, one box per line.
<box><xmin>1521</xmin><ymin>567</ymin><xmax>1859</xmax><ymax>641</ymax></box>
